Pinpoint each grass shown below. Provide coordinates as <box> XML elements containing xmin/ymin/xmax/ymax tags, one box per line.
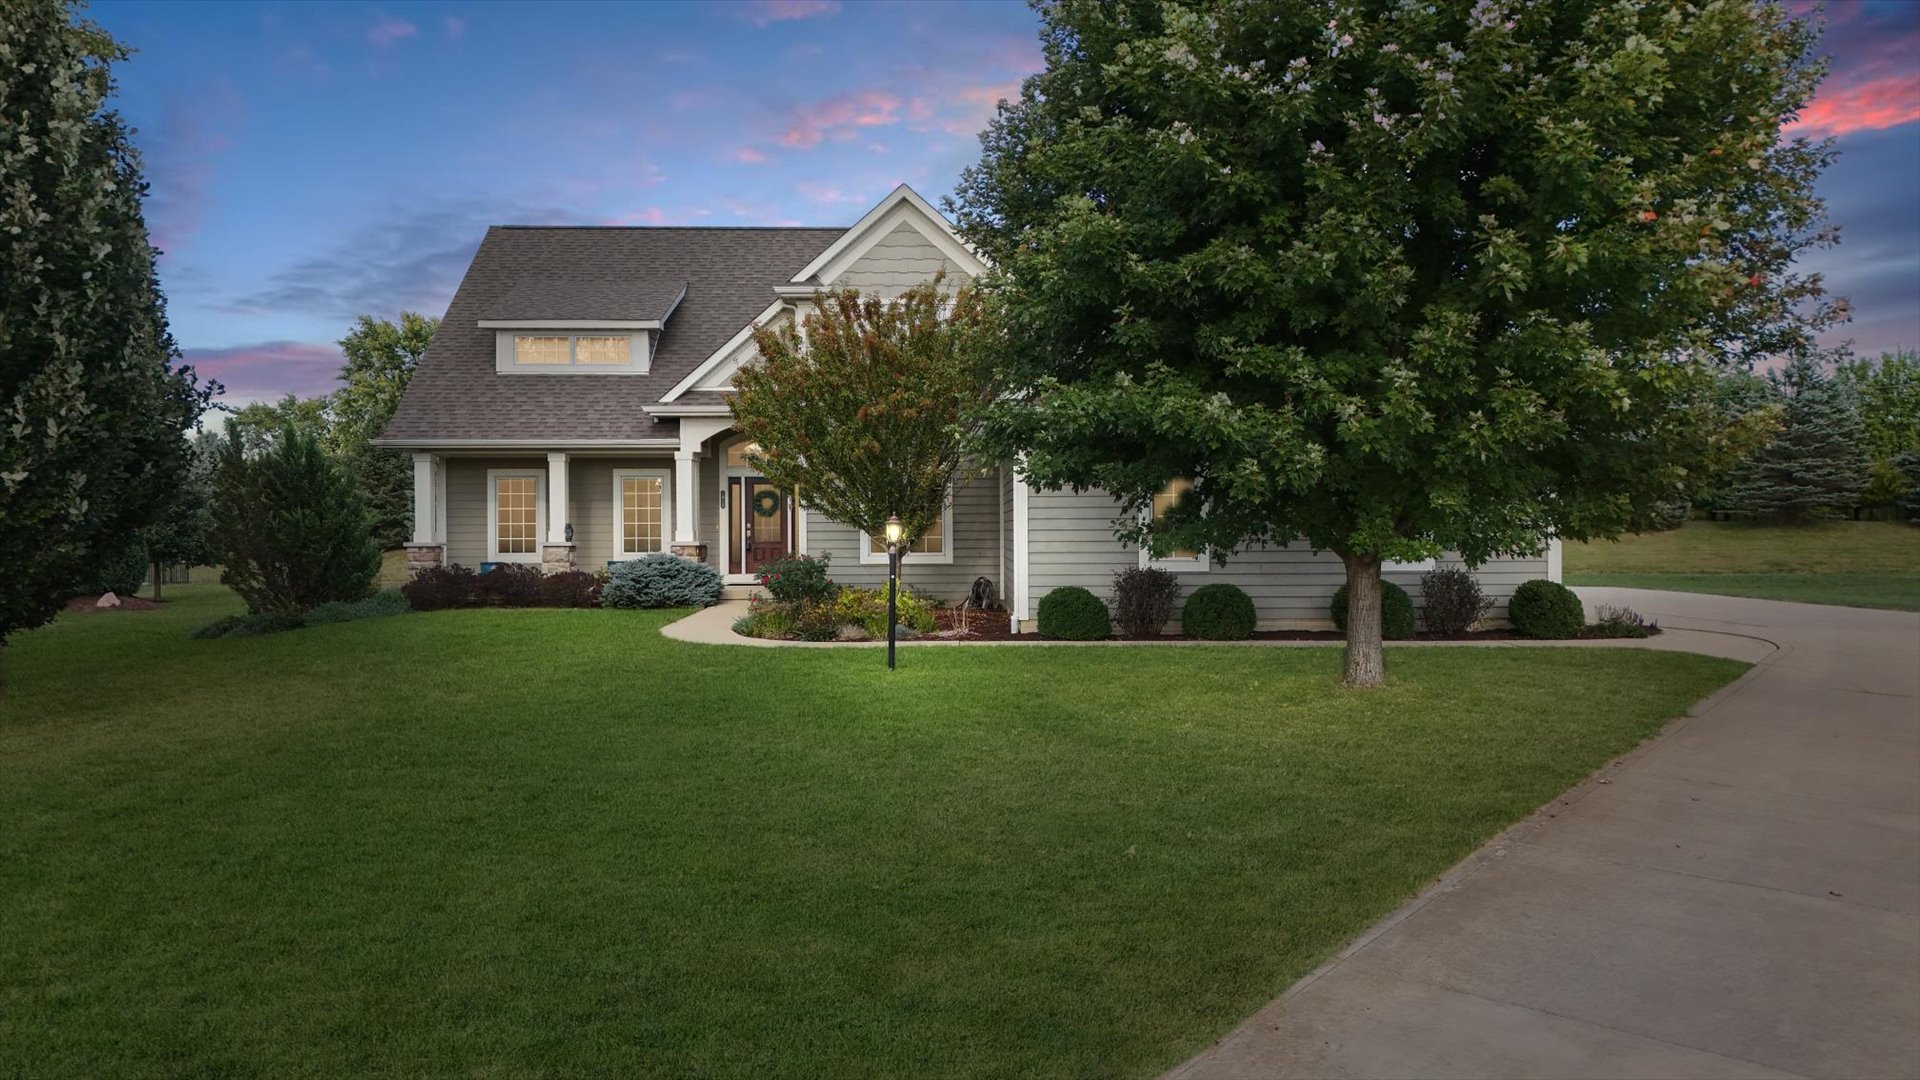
<box><xmin>1565</xmin><ymin>520</ymin><xmax>1920</xmax><ymax>610</ymax></box>
<box><xmin>1</xmin><ymin>587</ymin><xmax>1746</xmax><ymax>1078</ymax></box>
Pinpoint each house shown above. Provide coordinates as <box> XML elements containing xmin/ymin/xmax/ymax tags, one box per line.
<box><xmin>376</xmin><ymin>185</ymin><xmax>1560</xmax><ymax>630</ymax></box>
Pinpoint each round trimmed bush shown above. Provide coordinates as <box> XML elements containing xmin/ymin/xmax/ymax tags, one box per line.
<box><xmin>1037</xmin><ymin>585</ymin><xmax>1111</xmax><ymax>640</ymax></box>
<box><xmin>1329</xmin><ymin>580</ymin><xmax>1416</xmax><ymax>640</ymax></box>
<box><xmin>1182</xmin><ymin>582</ymin><xmax>1257</xmax><ymax>640</ymax></box>
<box><xmin>602</xmin><ymin>553</ymin><xmax>723</xmax><ymax>609</ymax></box>
<box><xmin>1507</xmin><ymin>579</ymin><xmax>1585</xmax><ymax>639</ymax></box>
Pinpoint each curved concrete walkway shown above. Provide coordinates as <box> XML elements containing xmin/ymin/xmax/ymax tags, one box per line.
<box><xmin>1169</xmin><ymin>589</ymin><xmax>1920</xmax><ymax>1080</ymax></box>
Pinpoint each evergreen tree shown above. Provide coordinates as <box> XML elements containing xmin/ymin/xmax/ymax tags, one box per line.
<box><xmin>0</xmin><ymin>1</ymin><xmax>213</xmax><ymax>644</ymax></box>
<box><xmin>1724</xmin><ymin>352</ymin><xmax>1868</xmax><ymax>523</ymax></box>
<box><xmin>209</xmin><ymin>421</ymin><xmax>381</xmax><ymax>614</ymax></box>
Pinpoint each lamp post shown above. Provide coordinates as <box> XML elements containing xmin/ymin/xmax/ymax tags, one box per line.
<box><xmin>883</xmin><ymin>514</ymin><xmax>904</xmax><ymax>671</ymax></box>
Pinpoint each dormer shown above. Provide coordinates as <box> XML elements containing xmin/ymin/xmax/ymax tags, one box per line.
<box><xmin>481</xmin><ymin>279</ymin><xmax>687</xmax><ymax>375</ymax></box>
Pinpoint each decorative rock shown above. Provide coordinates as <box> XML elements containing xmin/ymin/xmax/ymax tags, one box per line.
<box><xmin>95</xmin><ymin>591</ymin><xmax>121</xmax><ymax>609</ymax></box>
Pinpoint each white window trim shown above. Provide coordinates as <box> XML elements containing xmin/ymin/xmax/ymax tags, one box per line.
<box><xmin>486</xmin><ymin>469</ymin><xmax>546</xmax><ymax>564</ymax></box>
<box><xmin>858</xmin><ymin>492</ymin><xmax>956</xmax><ymax>565</ymax></box>
<box><xmin>494</xmin><ymin>331</ymin><xmax>651</xmax><ymax>374</ymax></box>
<box><xmin>1384</xmin><ymin>557</ymin><xmax>1436</xmax><ymax>572</ymax></box>
<box><xmin>609</xmin><ymin>468</ymin><xmax>673</xmax><ymax>561</ymax></box>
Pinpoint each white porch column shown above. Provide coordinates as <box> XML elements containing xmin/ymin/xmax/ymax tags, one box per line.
<box><xmin>546</xmin><ymin>452</ymin><xmax>570</xmax><ymax>543</ymax></box>
<box><xmin>404</xmin><ymin>452</ymin><xmax>445</xmax><ymax>575</ymax></box>
<box><xmin>411</xmin><ymin>453</ymin><xmax>437</xmax><ymax>545</ymax></box>
<box><xmin>542</xmin><ymin>451</ymin><xmax>574</xmax><ymax>572</ymax></box>
<box><xmin>673</xmin><ymin>450</ymin><xmax>699</xmax><ymax>547</ymax></box>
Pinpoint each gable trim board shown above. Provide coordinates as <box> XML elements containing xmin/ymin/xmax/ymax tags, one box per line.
<box><xmin>788</xmin><ymin>184</ymin><xmax>982</xmax><ymax>285</ymax></box>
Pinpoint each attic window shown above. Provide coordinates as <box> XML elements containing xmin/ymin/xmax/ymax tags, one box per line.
<box><xmin>496</xmin><ymin>331</ymin><xmax>650</xmax><ymax>374</ymax></box>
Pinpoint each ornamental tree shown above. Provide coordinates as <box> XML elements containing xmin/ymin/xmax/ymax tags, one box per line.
<box><xmin>731</xmin><ymin>280</ymin><xmax>995</xmax><ymax>589</ymax></box>
<box><xmin>951</xmin><ymin>0</ymin><xmax>1839</xmax><ymax>685</ymax></box>
<box><xmin>209</xmin><ymin>421</ymin><xmax>381</xmax><ymax>615</ymax></box>
<box><xmin>0</xmin><ymin>1</ymin><xmax>213</xmax><ymax>647</ymax></box>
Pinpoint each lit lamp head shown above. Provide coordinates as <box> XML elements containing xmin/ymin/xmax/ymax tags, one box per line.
<box><xmin>883</xmin><ymin>515</ymin><xmax>904</xmax><ymax>547</ymax></box>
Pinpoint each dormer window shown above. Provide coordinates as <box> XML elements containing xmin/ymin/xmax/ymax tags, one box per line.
<box><xmin>489</xmin><ymin>327</ymin><xmax>652</xmax><ymax>374</ymax></box>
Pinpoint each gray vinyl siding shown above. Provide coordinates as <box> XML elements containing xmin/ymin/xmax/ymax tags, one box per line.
<box><xmin>803</xmin><ymin>466</ymin><xmax>1001</xmax><ymax>601</ymax></box>
<box><xmin>445</xmin><ymin>456</ymin><xmax>681</xmax><ymax>570</ymax></box>
<box><xmin>1024</xmin><ymin>487</ymin><xmax>1551</xmax><ymax>629</ymax></box>
<box><xmin>444</xmin><ymin>456</ymin><xmax>545</xmax><ymax>568</ymax></box>
<box><xmin>700</xmin><ymin>451</ymin><xmax>722</xmax><ymax>574</ymax></box>
<box><xmin>833</xmin><ymin>221</ymin><xmax>972</xmax><ymax>298</ymax></box>
<box><xmin>567</xmin><ymin>457</ymin><xmax>676</xmax><ymax>570</ymax></box>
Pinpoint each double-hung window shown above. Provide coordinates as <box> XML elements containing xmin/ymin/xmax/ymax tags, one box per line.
<box><xmin>488</xmin><ymin>470</ymin><xmax>545</xmax><ymax>563</ymax></box>
<box><xmin>860</xmin><ymin>491</ymin><xmax>954</xmax><ymax>564</ymax></box>
<box><xmin>1141</xmin><ymin>477</ymin><xmax>1209</xmax><ymax>570</ymax></box>
<box><xmin>612</xmin><ymin>470</ymin><xmax>671</xmax><ymax>559</ymax></box>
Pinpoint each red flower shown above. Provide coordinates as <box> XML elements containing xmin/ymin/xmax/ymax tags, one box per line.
<box><xmin>1638</xmin><ymin>209</ymin><xmax>1658</xmax><ymax>223</ymax></box>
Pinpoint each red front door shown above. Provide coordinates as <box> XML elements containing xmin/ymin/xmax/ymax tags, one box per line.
<box><xmin>732</xmin><ymin>476</ymin><xmax>792</xmax><ymax>575</ymax></box>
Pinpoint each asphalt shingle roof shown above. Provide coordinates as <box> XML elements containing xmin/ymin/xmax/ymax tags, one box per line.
<box><xmin>382</xmin><ymin>225</ymin><xmax>843</xmax><ymax>443</ymax></box>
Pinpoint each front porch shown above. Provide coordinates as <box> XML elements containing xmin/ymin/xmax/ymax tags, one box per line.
<box><xmin>400</xmin><ymin>425</ymin><xmax>1010</xmax><ymax>606</ymax></box>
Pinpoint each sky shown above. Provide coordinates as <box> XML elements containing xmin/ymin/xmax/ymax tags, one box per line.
<box><xmin>84</xmin><ymin>0</ymin><xmax>1920</xmax><ymax>410</ymax></box>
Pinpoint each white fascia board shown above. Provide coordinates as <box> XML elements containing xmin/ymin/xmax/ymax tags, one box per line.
<box><xmin>478</xmin><ymin>319</ymin><xmax>663</xmax><ymax>330</ymax></box>
<box><xmin>659</xmin><ymin>299</ymin><xmax>786</xmax><ymax>403</ymax></box>
<box><xmin>370</xmin><ymin>437</ymin><xmax>680</xmax><ymax>450</ymax></box>
<box><xmin>643</xmin><ymin>404</ymin><xmax>733</xmax><ymax>418</ymax></box>
<box><xmin>790</xmin><ymin>184</ymin><xmax>987</xmax><ymax>286</ymax></box>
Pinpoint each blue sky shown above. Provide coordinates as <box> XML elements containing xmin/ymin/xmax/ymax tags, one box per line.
<box><xmin>87</xmin><ymin>0</ymin><xmax>1920</xmax><ymax>407</ymax></box>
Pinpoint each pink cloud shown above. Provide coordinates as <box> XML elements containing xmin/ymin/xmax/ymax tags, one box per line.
<box><xmin>442</xmin><ymin>15</ymin><xmax>466</xmax><ymax>39</ymax></box>
<box><xmin>732</xmin><ymin>147</ymin><xmax>769</xmax><ymax>164</ymax></box>
<box><xmin>367</xmin><ymin>16</ymin><xmax>418</xmax><ymax>48</ymax></box>
<box><xmin>184</xmin><ymin>341</ymin><xmax>345</xmax><ymax>405</ymax></box>
<box><xmin>1790</xmin><ymin>73</ymin><xmax>1920</xmax><ymax>138</ymax></box>
<box><xmin>797</xmin><ymin>182</ymin><xmax>866</xmax><ymax>205</ymax></box>
<box><xmin>604</xmin><ymin>207</ymin><xmax>670</xmax><ymax>225</ymax></box>
<box><xmin>779</xmin><ymin>89</ymin><xmax>905</xmax><ymax>148</ymax></box>
<box><xmin>744</xmin><ymin>1</ymin><xmax>841</xmax><ymax>28</ymax></box>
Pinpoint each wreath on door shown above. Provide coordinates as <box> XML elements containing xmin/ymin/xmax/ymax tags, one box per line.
<box><xmin>752</xmin><ymin>490</ymin><xmax>782</xmax><ymax>518</ymax></box>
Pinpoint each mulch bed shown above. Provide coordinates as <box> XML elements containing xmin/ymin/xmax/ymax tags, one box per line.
<box><xmin>922</xmin><ymin>609</ymin><xmax>1659</xmax><ymax>643</ymax></box>
<box><xmin>64</xmin><ymin>593</ymin><xmax>163</xmax><ymax>613</ymax></box>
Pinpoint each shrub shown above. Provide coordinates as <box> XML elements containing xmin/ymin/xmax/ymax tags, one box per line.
<box><xmin>210</xmin><ymin>422</ymin><xmax>382</xmax><ymax>614</ymax></box>
<box><xmin>1328</xmin><ymin>580</ymin><xmax>1416</xmax><ymax>640</ymax></box>
<box><xmin>304</xmin><ymin>588</ymin><xmax>411</xmax><ymax>626</ymax></box>
<box><xmin>792</xmin><ymin>600</ymin><xmax>846</xmax><ymax>642</ymax></box>
<box><xmin>1110</xmin><ymin>566</ymin><xmax>1180</xmax><ymax>637</ymax></box>
<box><xmin>469</xmin><ymin>564</ymin><xmax>547</xmax><ymax>607</ymax></box>
<box><xmin>1508</xmin><ymin>579</ymin><xmax>1585</xmax><ymax>639</ymax></box>
<box><xmin>733</xmin><ymin>599</ymin><xmax>798</xmax><ymax>640</ymax></box>
<box><xmin>1585</xmin><ymin>604</ymin><xmax>1657</xmax><ymax>639</ymax></box>
<box><xmin>832</xmin><ymin>584</ymin><xmax>936</xmax><ymax>638</ymax></box>
<box><xmin>540</xmin><ymin>569</ymin><xmax>602</xmax><ymax>608</ymax></box>
<box><xmin>1419</xmin><ymin>567</ymin><xmax>1491</xmax><ymax>636</ymax></box>
<box><xmin>1183</xmin><ymin>582</ymin><xmax>1258</xmax><ymax>640</ymax></box>
<box><xmin>402</xmin><ymin>564</ymin><xmax>477</xmax><ymax>611</ymax></box>
<box><xmin>1036</xmin><ymin>585</ymin><xmax>1111</xmax><ymax>640</ymax></box>
<box><xmin>602</xmin><ymin>553</ymin><xmax>723</xmax><ymax>609</ymax></box>
<box><xmin>758</xmin><ymin>553</ymin><xmax>835</xmax><ymax>604</ymax></box>
<box><xmin>81</xmin><ymin>540</ymin><xmax>149</xmax><ymax>596</ymax></box>
<box><xmin>190</xmin><ymin>611</ymin><xmax>305</xmax><ymax>639</ymax></box>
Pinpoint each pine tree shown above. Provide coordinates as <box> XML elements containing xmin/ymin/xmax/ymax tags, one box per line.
<box><xmin>209</xmin><ymin>422</ymin><xmax>381</xmax><ymax>614</ymax></box>
<box><xmin>1725</xmin><ymin>353</ymin><xmax>1869</xmax><ymax>523</ymax></box>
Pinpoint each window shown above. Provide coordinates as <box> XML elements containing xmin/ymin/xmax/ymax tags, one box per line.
<box><xmin>612</xmin><ymin>470</ymin><xmax>671</xmax><ymax>558</ymax></box>
<box><xmin>1142</xmin><ymin>477</ymin><xmax>1209</xmax><ymax>570</ymax></box>
<box><xmin>859</xmin><ymin>493</ymin><xmax>954</xmax><ymax>564</ymax></box>
<box><xmin>488</xmin><ymin>471</ymin><xmax>545</xmax><ymax>563</ymax></box>
<box><xmin>498</xmin><ymin>332</ymin><xmax>646</xmax><ymax>373</ymax></box>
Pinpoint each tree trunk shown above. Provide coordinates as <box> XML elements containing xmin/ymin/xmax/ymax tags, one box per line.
<box><xmin>1339</xmin><ymin>550</ymin><xmax>1386</xmax><ymax>688</ymax></box>
<box><xmin>151</xmin><ymin>559</ymin><xmax>163</xmax><ymax>603</ymax></box>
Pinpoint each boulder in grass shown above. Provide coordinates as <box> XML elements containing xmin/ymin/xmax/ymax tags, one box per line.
<box><xmin>95</xmin><ymin>591</ymin><xmax>121</xmax><ymax>609</ymax></box>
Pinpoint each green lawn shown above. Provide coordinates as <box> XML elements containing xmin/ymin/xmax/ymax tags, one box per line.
<box><xmin>1</xmin><ymin>587</ymin><xmax>1745</xmax><ymax>1078</ymax></box>
<box><xmin>1565</xmin><ymin>520</ymin><xmax>1920</xmax><ymax>610</ymax></box>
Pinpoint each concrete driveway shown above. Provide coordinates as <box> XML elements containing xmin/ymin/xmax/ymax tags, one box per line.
<box><xmin>1170</xmin><ymin>589</ymin><xmax>1920</xmax><ymax>1080</ymax></box>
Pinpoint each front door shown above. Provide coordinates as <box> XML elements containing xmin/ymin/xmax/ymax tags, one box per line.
<box><xmin>732</xmin><ymin>476</ymin><xmax>792</xmax><ymax>575</ymax></box>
